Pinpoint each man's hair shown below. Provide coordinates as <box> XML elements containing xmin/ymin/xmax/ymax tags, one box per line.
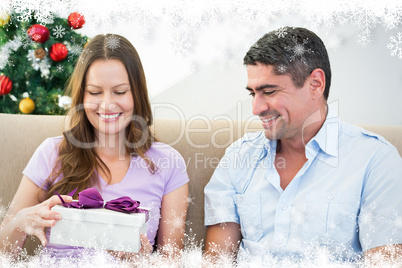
<box><xmin>243</xmin><ymin>27</ymin><xmax>331</xmax><ymax>100</ymax></box>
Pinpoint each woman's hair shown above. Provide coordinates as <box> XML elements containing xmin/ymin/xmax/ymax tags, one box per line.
<box><xmin>45</xmin><ymin>34</ymin><xmax>157</xmax><ymax>199</ymax></box>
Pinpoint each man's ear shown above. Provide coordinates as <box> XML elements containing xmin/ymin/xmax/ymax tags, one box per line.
<box><xmin>309</xmin><ymin>68</ymin><xmax>325</xmax><ymax>99</ymax></box>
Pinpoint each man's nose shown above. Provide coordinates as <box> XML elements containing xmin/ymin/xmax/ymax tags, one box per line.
<box><xmin>252</xmin><ymin>94</ymin><xmax>269</xmax><ymax>116</ymax></box>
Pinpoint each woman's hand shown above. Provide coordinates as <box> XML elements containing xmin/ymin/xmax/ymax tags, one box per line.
<box><xmin>139</xmin><ymin>234</ymin><xmax>153</xmax><ymax>254</ymax></box>
<box><xmin>109</xmin><ymin>234</ymin><xmax>153</xmax><ymax>261</ymax></box>
<box><xmin>12</xmin><ymin>194</ymin><xmax>72</xmax><ymax>247</ymax></box>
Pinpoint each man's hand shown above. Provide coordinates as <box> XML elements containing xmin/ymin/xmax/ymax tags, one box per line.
<box><xmin>364</xmin><ymin>244</ymin><xmax>402</xmax><ymax>266</ymax></box>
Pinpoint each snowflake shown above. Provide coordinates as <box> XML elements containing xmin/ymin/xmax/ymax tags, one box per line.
<box><xmin>359</xmin><ymin>202</ymin><xmax>382</xmax><ymax>233</ymax></box>
<box><xmin>67</xmin><ymin>37</ymin><xmax>86</xmax><ymax>62</ymax></box>
<box><xmin>183</xmin><ymin>228</ymin><xmax>202</xmax><ymax>250</ymax></box>
<box><xmin>292</xmin><ymin>208</ymin><xmax>311</xmax><ymax>226</ymax></box>
<box><xmin>383</xmin><ymin>8</ymin><xmax>401</xmax><ymax>31</ymax></box>
<box><xmin>387</xmin><ymin>211</ymin><xmax>402</xmax><ymax>234</ymax></box>
<box><xmin>16</xmin><ymin>10</ymin><xmax>32</xmax><ymax>22</ymax></box>
<box><xmin>52</xmin><ymin>25</ymin><xmax>66</xmax><ymax>38</ymax></box>
<box><xmin>351</xmin><ymin>9</ymin><xmax>378</xmax><ymax>30</ymax></box>
<box><xmin>359</xmin><ymin>209</ymin><xmax>374</xmax><ymax>228</ymax></box>
<box><xmin>170</xmin><ymin>30</ymin><xmax>192</xmax><ymax>56</ymax></box>
<box><xmin>206</xmin><ymin>195</ymin><xmax>237</xmax><ymax>224</ymax></box>
<box><xmin>17</xmin><ymin>33</ymin><xmax>35</xmax><ymax>49</ymax></box>
<box><xmin>55</xmin><ymin>64</ymin><xmax>64</xmax><ymax>73</ymax></box>
<box><xmin>243</xmin><ymin>220</ymin><xmax>258</xmax><ymax>238</ymax></box>
<box><xmin>356</xmin><ymin>29</ymin><xmax>372</xmax><ymax>48</ymax></box>
<box><xmin>33</xmin><ymin>8</ymin><xmax>53</xmax><ymax>24</ymax></box>
<box><xmin>275</xmin><ymin>27</ymin><xmax>288</xmax><ymax>38</ymax></box>
<box><xmin>276</xmin><ymin>63</ymin><xmax>287</xmax><ymax>74</ymax></box>
<box><xmin>387</xmin><ymin>32</ymin><xmax>402</xmax><ymax>59</ymax></box>
<box><xmin>348</xmin><ymin>8</ymin><xmax>377</xmax><ymax>48</ymax></box>
<box><xmin>185</xmin><ymin>193</ymin><xmax>196</xmax><ymax>206</ymax></box>
<box><xmin>164</xmin><ymin>210</ymin><xmax>190</xmax><ymax>235</ymax></box>
<box><xmin>284</xmin><ymin>36</ymin><xmax>313</xmax><ymax>64</ymax></box>
<box><xmin>12</xmin><ymin>0</ymin><xmax>54</xmax><ymax>24</ymax></box>
<box><xmin>105</xmin><ymin>35</ymin><xmax>120</xmax><ymax>51</ymax></box>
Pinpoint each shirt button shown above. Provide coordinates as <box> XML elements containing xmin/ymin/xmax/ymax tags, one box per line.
<box><xmin>327</xmin><ymin>194</ymin><xmax>334</xmax><ymax>200</ymax></box>
<box><xmin>281</xmin><ymin>204</ymin><xmax>287</xmax><ymax>210</ymax></box>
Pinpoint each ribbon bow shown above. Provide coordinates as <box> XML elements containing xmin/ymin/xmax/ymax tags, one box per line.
<box><xmin>55</xmin><ymin>187</ymin><xmax>149</xmax><ymax>221</ymax></box>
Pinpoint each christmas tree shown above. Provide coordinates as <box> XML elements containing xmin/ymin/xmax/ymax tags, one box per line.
<box><xmin>0</xmin><ymin>10</ymin><xmax>88</xmax><ymax>115</ymax></box>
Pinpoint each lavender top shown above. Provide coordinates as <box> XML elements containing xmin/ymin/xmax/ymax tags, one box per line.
<box><xmin>23</xmin><ymin>136</ymin><xmax>189</xmax><ymax>257</ymax></box>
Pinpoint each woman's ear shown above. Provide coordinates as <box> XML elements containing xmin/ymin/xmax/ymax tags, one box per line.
<box><xmin>309</xmin><ymin>68</ymin><xmax>325</xmax><ymax>99</ymax></box>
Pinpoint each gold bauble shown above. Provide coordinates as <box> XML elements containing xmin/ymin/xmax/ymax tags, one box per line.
<box><xmin>0</xmin><ymin>12</ymin><xmax>10</xmax><ymax>27</ymax></box>
<box><xmin>19</xmin><ymin>97</ymin><xmax>35</xmax><ymax>114</ymax></box>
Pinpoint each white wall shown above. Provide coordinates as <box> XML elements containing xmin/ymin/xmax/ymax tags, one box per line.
<box><xmin>329</xmin><ymin>27</ymin><xmax>402</xmax><ymax>126</ymax></box>
<box><xmin>149</xmin><ymin>25</ymin><xmax>402</xmax><ymax>126</ymax></box>
<box><xmin>78</xmin><ymin>3</ymin><xmax>402</xmax><ymax>126</ymax></box>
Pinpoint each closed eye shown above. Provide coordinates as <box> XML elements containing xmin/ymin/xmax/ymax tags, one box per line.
<box><xmin>263</xmin><ymin>90</ymin><xmax>276</xmax><ymax>96</ymax></box>
<box><xmin>115</xmin><ymin>90</ymin><xmax>128</xmax><ymax>95</ymax></box>
<box><xmin>88</xmin><ymin>91</ymin><xmax>101</xmax><ymax>95</ymax></box>
<box><xmin>248</xmin><ymin>90</ymin><xmax>276</xmax><ymax>97</ymax></box>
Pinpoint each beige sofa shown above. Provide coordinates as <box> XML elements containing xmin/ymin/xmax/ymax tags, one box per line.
<box><xmin>1</xmin><ymin>113</ymin><xmax>402</xmax><ymax>254</ymax></box>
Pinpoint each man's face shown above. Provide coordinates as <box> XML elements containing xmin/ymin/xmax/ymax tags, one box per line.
<box><xmin>246</xmin><ymin>63</ymin><xmax>314</xmax><ymax>142</ymax></box>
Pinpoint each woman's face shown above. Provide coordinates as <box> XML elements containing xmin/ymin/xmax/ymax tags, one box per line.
<box><xmin>83</xmin><ymin>59</ymin><xmax>134</xmax><ymax>137</ymax></box>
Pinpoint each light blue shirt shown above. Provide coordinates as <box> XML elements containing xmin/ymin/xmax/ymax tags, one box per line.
<box><xmin>204</xmin><ymin>110</ymin><xmax>402</xmax><ymax>261</ymax></box>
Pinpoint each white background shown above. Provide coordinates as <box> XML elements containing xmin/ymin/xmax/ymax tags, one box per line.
<box><xmin>72</xmin><ymin>1</ymin><xmax>402</xmax><ymax>126</ymax></box>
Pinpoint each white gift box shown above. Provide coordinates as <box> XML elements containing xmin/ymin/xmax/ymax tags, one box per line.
<box><xmin>49</xmin><ymin>205</ymin><xmax>148</xmax><ymax>253</ymax></box>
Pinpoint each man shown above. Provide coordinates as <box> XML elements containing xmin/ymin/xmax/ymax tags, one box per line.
<box><xmin>204</xmin><ymin>27</ymin><xmax>402</xmax><ymax>264</ymax></box>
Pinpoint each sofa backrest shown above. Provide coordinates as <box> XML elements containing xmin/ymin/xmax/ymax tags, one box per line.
<box><xmin>1</xmin><ymin>113</ymin><xmax>401</xmax><ymax>254</ymax></box>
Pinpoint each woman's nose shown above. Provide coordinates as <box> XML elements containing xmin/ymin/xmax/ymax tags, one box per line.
<box><xmin>99</xmin><ymin>93</ymin><xmax>116</xmax><ymax>111</ymax></box>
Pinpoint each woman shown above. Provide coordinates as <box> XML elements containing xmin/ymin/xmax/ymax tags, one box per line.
<box><xmin>0</xmin><ymin>34</ymin><xmax>189</xmax><ymax>260</ymax></box>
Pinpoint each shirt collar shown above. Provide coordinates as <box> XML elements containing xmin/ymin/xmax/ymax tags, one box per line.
<box><xmin>306</xmin><ymin>104</ymin><xmax>340</xmax><ymax>158</ymax></box>
<box><xmin>261</xmin><ymin>104</ymin><xmax>339</xmax><ymax>160</ymax></box>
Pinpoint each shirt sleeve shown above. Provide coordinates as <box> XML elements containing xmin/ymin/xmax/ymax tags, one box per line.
<box><xmin>22</xmin><ymin>137</ymin><xmax>61</xmax><ymax>191</ymax></box>
<box><xmin>204</xmin><ymin>145</ymin><xmax>240</xmax><ymax>226</ymax></box>
<box><xmin>358</xmin><ymin>144</ymin><xmax>402</xmax><ymax>252</ymax></box>
<box><xmin>162</xmin><ymin>147</ymin><xmax>189</xmax><ymax>195</ymax></box>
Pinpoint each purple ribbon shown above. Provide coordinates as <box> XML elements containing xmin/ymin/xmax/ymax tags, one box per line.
<box><xmin>55</xmin><ymin>187</ymin><xmax>149</xmax><ymax>221</ymax></box>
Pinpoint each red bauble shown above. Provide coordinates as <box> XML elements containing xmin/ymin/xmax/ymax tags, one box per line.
<box><xmin>27</xmin><ymin>24</ymin><xmax>50</xmax><ymax>43</ymax></box>
<box><xmin>68</xmin><ymin>12</ymin><xmax>85</xmax><ymax>29</ymax></box>
<box><xmin>49</xmin><ymin>43</ymin><xmax>68</xmax><ymax>62</ymax></box>
<box><xmin>0</xmin><ymin>75</ymin><xmax>13</xmax><ymax>96</ymax></box>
